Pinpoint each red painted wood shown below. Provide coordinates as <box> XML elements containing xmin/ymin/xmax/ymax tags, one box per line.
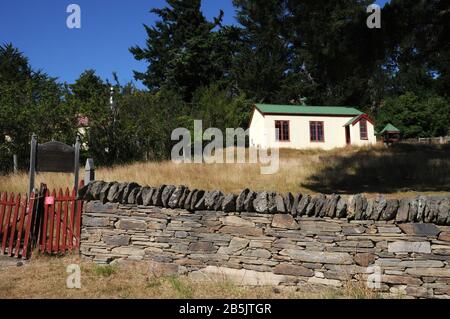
<box><xmin>14</xmin><ymin>195</ymin><xmax>27</xmax><ymax>258</ymax></box>
<box><xmin>0</xmin><ymin>192</ymin><xmax>7</xmax><ymax>239</ymax></box>
<box><xmin>1</xmin><ymin>194</ymin><xmax>14</xmax><ymax>254</ymax></box>
<box><xmin>22</xmin><ymin>192</ymin><xmax>36</xmax><ymax>259</ymax></box>
<box><xmin>47</xmin><ymin>190</ymin><xmax>56</xmax><ymax>254</ymax></box>
<box><xmin>8</xmin><ymin>194</ymin><xmax>21</xmax><ymax>256</ymax></box>
<box><xmin>61</xmin><ymin>188</ymin><xmax>69</xmax><ymax>253</ymax></box>
<box><xmin>54</xmin><ymin>189</ymin><xmax>63</xmax><ymax>253</ymax></box>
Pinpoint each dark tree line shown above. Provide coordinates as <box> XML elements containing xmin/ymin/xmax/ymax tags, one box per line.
<box><xmin>1</xmin><ymin>0</ymin><xmax>449</xmax><ymax>173</ymax></box>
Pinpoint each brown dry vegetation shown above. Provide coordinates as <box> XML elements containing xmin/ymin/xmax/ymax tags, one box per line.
<box><xmin>0</xmin><ymin>255</ymin><xmax>380</xmax><ymax>299</ymax></box>
<box><xmin>0</xmin><ymin>143</ymin><xmax>449</xmax><ymax>198</ymax></box>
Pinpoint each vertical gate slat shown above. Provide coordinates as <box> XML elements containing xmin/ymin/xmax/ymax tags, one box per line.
<box><xmin>8</xmin><ymin>194</ymin><xmax>21</xmax><ymax>256</ymax></box>
<box><xmin>1</xmin><ymin>194</ymin><xmax>14</xmax><ymax>255</ymax></box>
<box><xmin>54</xmin><ymin>189</ymin><xmax>63</xmax><ymax>254</ymax></box>
<box><xmin>0</xmin><ymin>192</ymin><xmax>7</xmax><ymax>238</ymax></box>
<box><xmin>14</xmin><ymin>195</ymin><xmax>28</xmax><ymax>258</ymax></box>
<box><xmin>40</xmin><ymin>189</ymin><xmax>49</xmax><ymax>253</ymax></box>
<box><xmin>22</xmin><ymin>192</ymin><xmax>36</xmax><ymax>259</ymax></box>
<box><xmin>46</xmin><ymin>190</ymin><xmax>56</xmax><ymax>254</ymax></box>
<box><xmin>68</xmin><ymin>188</ymin><xmax>76</xmax><ymax>251</ymax></box>
<box><xmin>61</xmin><ymin>188</ymin><xmax>69</xmax><ymax>253</ymax></box>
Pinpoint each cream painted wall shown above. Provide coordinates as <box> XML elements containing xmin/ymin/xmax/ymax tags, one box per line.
<box><xmin>249</xmin><ymin>110</ymin><xmax>376</xmax><ymax>150</ymax></box>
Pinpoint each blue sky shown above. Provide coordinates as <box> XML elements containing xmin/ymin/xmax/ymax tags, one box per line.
<box><xmin>0</xmin><ymin>0</ymin><xmax>390</xmax><ymax>88</ymax></box>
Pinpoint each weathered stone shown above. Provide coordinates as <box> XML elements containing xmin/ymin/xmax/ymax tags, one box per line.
<box><xmin>222</xmin><ymin>237</ymin><xmax>249</xmax><ymax>254</ymax></box>
<box><xmin>140</xmin><ymin>187</ymin><xmax>154</xmax><ymax>206</ymax></box>
<box><xmin>314</xmin><ymin>194</ymin><xmax>327</xmax><ymax>217</ymax></box>
<box><xmin>396</xmin><ymin>199</ymin><xmax>410</xmax><ymax>223</ymax></box>
<box><xmin>121</xmin><ymin>183</ymin><xmax>140</xmax><ymax>204</ymax></box>
<box><xmin>308</xmin><ymin>277</ymin><xmax>342</xmax><ymax>287</ymax></box>
<box><xmin>275</xmin><ymin>194</ymin><xmax>286</xmax><ymax>213</ymax></box>
<box><xmin>103</xmin><ymin>234</ymin><xmax>131</xmax><ymax>246</ymax></box>
<box><xmin>424</xmin><ymin>198</ymin><xmax>439</xmax><ymax>223</ymax></box>
<box><xmin>243</xmin><ymin>248</ymin><xmax>271</xmax><ymax>259</ymax></box>
<box><xmin>219</xmin><ymin>226</ymin><xmax>263</xmax><ymax>237</ymax></box>
<box><xmin>183</xmin><ymin>189</ymin><xmax>197</xmax><ymax>210</ymax></box>
<box><xmin>168</xmin><ymin>185</ymin><xmax>186</xmax><ymax>208</ymax></box>
<box><xmin>253</xmin><ymin>192</ymin><xmax>270</xmax><ymax>213</ymax></box>
<box><xmin>83</xmin><ymin>216</ymin><xmax>109</xmax><ymax>227</ymax></box>
<box><xmin>342</xmin><ymin>226</ymin><xmax>366</xmax><ymax>235</ymax></box>
<box><xmin>189</xmin><ymin>242</ymin><xmax>217</xmax><ymax>253</ymax></box>
<box><xmin>214</xmin><ymin>194</ymin><xmax>225</xmax><ymax>211</ymax></box>
<box><xmin>291</xmin><ymin>193</ymin><xmax>301</xmax><ymax>216</ymax></box>
<box><xmin>439</xmin><ymin>232</ymin><xmax>450</xmax><ymax>242</ymax></box>
<box><xmin>107</xmin><ymin>182</ymin><xmax>127</xmax><ymax>203</ymax></box>
<box><xmin>274</xmin><ymin>264</ymin><xmax>314</xmax><ymax>277</ymax></box>
<box><xmin>111</xmin><ymin>247</ymin><xmax>145</xmax><ymax>256</ymax></box>
<box><xmin>363</xmin><ymin>199</ymin><xmax>374</xmax><ymax>220</ymax></box>
<box><xmin>203</xmin><ymin>190</ymin><xmax>223</xmax><ymax>210</ymax></box>
<box><xmin>236</xmin><ymin>189</ymin><xmax>250</xmax><ymax>212</ymax></box>
<box><xmin>280</xmin><ymin>249</ymin><xmax>353</xmax><ymax>264</ymax></box>
<box><xmin>437</xmin><ymin>198</ymin><xmax>450</xmax><ymax>225</ymax></box>
<box><xmin>376</xmin><ymin>259</ymin><xmax>444</xmax><ymax>268</ymax></box>
<box><xmin>267</xmin><ymin>192</ymin><xmax>278</xmax><ymax>213</ymax></box>
<box><xmin>115</xmin><ymin>219</ymin><xmax>147</xmax><ymax>230</ymax></box>
<box><xmin>398</xmin><ymin>223</ymin><xmax>440</xmax><ymax>237</ymax></box>
<box><xmin>189</xmin><ymin>266</ymin><xmax>287</xmax><ymax>286</ymax></box>
<box><xmin>353</xmin><ymin>253</ymin><xmax>376</xmax><ymax>267</ymax></box>
<box><xmin>77</xmin><ymin>183</ymin><xmax>91</xmax><ymax>200</ymax></box>
<box><xmin>152</xmin><ymin>185</ymin><xmax>166</xmax><ymax>206</ymax></box>
<box><xmin>336</xmin><ymin>197</ymin><xmax>347</xmax><ymax>218</ymax></box>
<box><xmin>271</xmin><ymin>214</ymin><xmax>300</xmax><ymax>230</ymax></box>
<box><xmin>284</xmin><ymin>193</ymin><xmax>294</xmax><ymax>213</ymax></box>
<box><xmin>405</xmin><ymin>286</ymin><xmax>429</xmax><ymax>298</ymax></box>
<box><xmin>222</xmin><ymin>194</ymin><xmax>237</xmax><ymax>212</ymax></box>
<box><xmin>416</xmin><ymin>195</ymin><xmax>428</xmax><ymax>222</ymax></box>
<box><xmin>178</xmin><ymin>188</ymin><xmax>190</xmax><ymax>208</ymax></box>
<box><xmin>406</xmin><ymin>268</ymin><xmax>450</xmax><ymax>277</ymax></box>
<box><xmin>382</xmin><ymin>275</ymin><xmax>422</xmax><ymax>286</ymax></box>
<box><xmin>381</xmin><ymin>199</ymin><xmax>399</xmax><ymax>221</ymax></box>
<box><xmin>388</xmin><ymin>241</ymin><xmax>431</xmax><ymax>254</ymax></box>
<box><xmin>350</xmin><ymin>194</ymin><xmax>367</xmax><ymax>220</ymax></box>
<box><xmin>161</xmin><ymin>185</ymin><xmax>176</xmax><ymax>207</ymax></box>
<box><xmin>372</xmin><ymin>195</ymin><xmax>387</xmax><ymax>221</ymax></box>
<box><xmin>89</xmin><ymin>181</ymin><xmax>106</xmax><ymax>200</ymax></box>
<box><xmin>220</xmin><ymin>216</ymin><xmax>255</xmax><ymax>227</ymax></box>
<box><xmin>297</xmin><ymin>194</ymin><xmax>311</xmax><ymax>216</ymax></box>
<box><xmin>408</xmin><ymin>198</ymin><xmax>419</xmax><ymax>222</ymax></box>
<box><xmin>326</xmin><ymin>194</ymin><xmax>340</xmax><ymax>218</ymax></box>
<box><xmin>191</xmin><ymin>190</ymin><xmax>205</xmax><ymax>210</ymax></box>
<box><xmin>84</xmin><ymin>201</ymin><xmax>119</xmax><ymax>213</ymax></box>
<box><xmin>244</xmin><ymin>191</ymin><xmax>256</xmax><ymax>212</ymax></box>
<box><xmin>148</xmin><ymin>261</ymin><xmax>183</xmax><ymax>276</ymax></box>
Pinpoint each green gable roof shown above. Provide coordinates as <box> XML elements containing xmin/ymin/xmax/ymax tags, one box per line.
<box><xmin>255</xmin><ymin>104</ymin><xmax>363</xmax><ymax>116</ymax></box>
<box><xmin>380</xmin><ymin>123</ymin><xmax>401</xmax><ymax>134</ymax></box>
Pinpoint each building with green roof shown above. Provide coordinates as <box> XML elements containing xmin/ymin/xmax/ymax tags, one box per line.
<box><xmin>249</xmin><ymin>103</ymin><xmax>377</xmax><ymax>150</ymax></box>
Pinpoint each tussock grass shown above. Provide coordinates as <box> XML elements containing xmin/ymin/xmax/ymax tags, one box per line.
<box><xmin>1</xmin><ymin>144</ymin><xmax>448</xmax><ymax>197</ymax></box>
<box><xmin>0</xmin><ymin>255</ymin><xmax>382</xmax><ymax>299</ymax></box>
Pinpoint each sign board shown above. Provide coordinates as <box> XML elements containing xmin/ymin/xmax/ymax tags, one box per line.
<box><xmin>45</xmin><ymin>196</ymin><xmax>55</xmax><ymax>205</ymax></box>
<box><xmin>36</xmin><ymin>141</ymin><xmax>75</xmax><ymax>173</ymax></box>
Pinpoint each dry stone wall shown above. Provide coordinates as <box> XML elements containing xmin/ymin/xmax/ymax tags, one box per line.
<box><xmin>79</xmin><ymin>181</ymin><xmax>450</xmax><ymax>299</ymax></box>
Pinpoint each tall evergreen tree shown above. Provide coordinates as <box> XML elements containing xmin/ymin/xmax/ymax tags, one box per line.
<box><xmin>130</xmin><ymin>0</ymin><xmax>229</xmax><ymax>101</ymax></box>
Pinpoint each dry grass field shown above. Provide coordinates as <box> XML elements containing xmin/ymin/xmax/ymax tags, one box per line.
<box><xmin>0</xmin><ymin>255</ymin><xmax>380</xmax><ymax>299</ymax></box>
<box><xmin>0</xmin><ymin>143</ymin><xmax>449</xmax><ymax>197</ymax></box>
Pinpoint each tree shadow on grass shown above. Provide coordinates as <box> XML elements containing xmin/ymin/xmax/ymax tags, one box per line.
<box><xmin>302</xmin><ymin>143</ymin><xmax>450</xmax><ymax>194</ymax></box>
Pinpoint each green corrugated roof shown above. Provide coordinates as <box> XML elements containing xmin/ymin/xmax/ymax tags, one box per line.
<box><xmin>255</xmin><ymin>104</ymin><xmax>363</xmax><ymax>116</ymax></box>
<box><xmin>380</xmin><ymin>123</ymin><xmax>401</xmax><ymax>134</ymax></box>
<box><xmin>343</xmin><ymin>116</ymin><xmax>360</xmax><ymax>127</ymax></box>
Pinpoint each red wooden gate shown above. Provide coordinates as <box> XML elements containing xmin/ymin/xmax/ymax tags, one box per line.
<box><xmin>39</xmin><ymin>186</ymin><xmax>83</xmax><ymax>255</ymax></box>
<box><xmin>0</xmin><ymin>192</ymin><xmax>36</xmax><ymax>259</ymax></box>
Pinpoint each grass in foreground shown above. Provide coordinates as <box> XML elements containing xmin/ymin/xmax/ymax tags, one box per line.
<box><xmin>0</xmin><ymin>255</ymin><xmax>380</xmax><ymax>299</ymax></box>
<box><xmin>0</xmin><ymin>143</ymin><xmax>448</xmax><ymax>197</ymax></box>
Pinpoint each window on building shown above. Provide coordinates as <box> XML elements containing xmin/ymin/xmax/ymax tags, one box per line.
<box><xmin>310</xmin><ymin>121</ymin><xmax>324</xmax><ymax>142</ymax></box>
<box><xmin>275</xmin><ymin>121</ymin><xmax>290</xmax><ymax>141</ymax></box>
<box><xmin>360</xmin><ymin>118</ymin><xmax>368</xmax><ymax>140</ymax></box>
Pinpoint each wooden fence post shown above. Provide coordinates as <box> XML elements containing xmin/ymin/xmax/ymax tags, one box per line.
<box><xmin>85</xmin><ymin>158</ymin><xmax>95</xmax><ymax>185</ymax></box>
<box><xmin>28</xmin><ymin>134</ymin><xmax>37</xmax><ymax>197</ymax></box>
<box><xmin>73</xmin><ymin>137</ymin><xmax>81</xmax><ymax>195</ymax></box>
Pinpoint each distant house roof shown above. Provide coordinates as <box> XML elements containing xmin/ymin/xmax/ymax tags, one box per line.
<box><xmin>255</xmin><ymin>104</ymin><xmax>364</xmax><ymax>116</ymax></box>
<box><xmin>77</xmin><ymin>115</ymin><xmax>89</xmax><ymax>127</ymax></box>
<box><xmin>380</xmin><ymin>123</ymin><xmax>400</xmax><ymax>134</ymax></box>
<box><xmin>343</xmin><ymin>114</ymin><xmax>374</xmax><ymax>127</ymax></box>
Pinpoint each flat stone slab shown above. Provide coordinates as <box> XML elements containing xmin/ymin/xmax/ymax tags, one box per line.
<box><xmin>399</xmin><ymin>223</ymin><xmax>440</xmax><ymax>237</ymax></box>
<box><xmin>280</xmin><ymin>249</ymin><xmax>353</xmax><ymax>264</ymax></box>
<box><xmin>388</xmin><ymin>241</ymin><xmax>431</xmax><ymax>254</ymax></box>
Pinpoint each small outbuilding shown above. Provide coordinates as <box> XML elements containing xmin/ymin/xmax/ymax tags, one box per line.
<box><xmin>379</xmin><ymin>123</ymin><xmax>401</xmax><ymax>144</ymax></box>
